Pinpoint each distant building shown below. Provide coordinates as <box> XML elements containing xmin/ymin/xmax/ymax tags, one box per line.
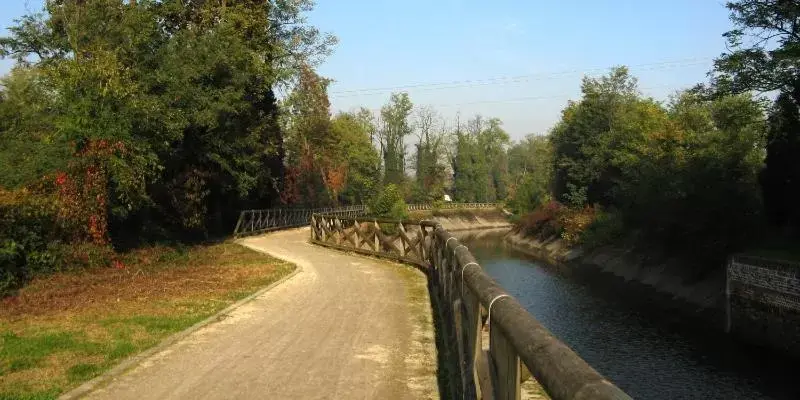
<box><xmin>443</xmin><ymin>194</ymin><xmax>452</xmax><ymax>202</ymax></box>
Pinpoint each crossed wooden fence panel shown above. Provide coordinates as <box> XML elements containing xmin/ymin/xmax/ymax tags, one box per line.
<box><xmin>310</xmin><ymin>214</ymin><xmax>438</xmax><ymax>266</ymax></box>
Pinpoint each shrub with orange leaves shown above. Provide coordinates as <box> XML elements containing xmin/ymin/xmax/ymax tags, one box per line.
<box><xmin>558</xmin><ymin>206</ymin><xmax>597</xmax><ymax>246</ymax></box>
<box><xmin>517</xmin><ymin>201</ymin><xmax>600</xmax><ymax>246</ymax></box>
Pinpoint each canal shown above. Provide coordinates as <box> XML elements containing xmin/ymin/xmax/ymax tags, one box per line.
<box><xmin>459</xmin><ymin>231</ymin><xmax>799</xmax><ymax>400</ymax></box>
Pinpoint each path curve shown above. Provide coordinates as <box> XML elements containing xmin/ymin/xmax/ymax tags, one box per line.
<box><xmin>82</xmin><ymin>228</ymin><xmax>438</xmax><ymax>400</ymax></box>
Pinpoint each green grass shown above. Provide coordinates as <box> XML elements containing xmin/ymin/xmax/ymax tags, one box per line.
<box><xmin>0</xmin><ymin>387</ymin><xmax>61</xmax><ymax>400</ymax></box>
<box><xmin>0</xmin><ymin>242</ymin><xmax>295</xmax><ymax>399</ymax></box>
<box><xmin>66</xmin><ymin>363</ymin><xmax>102</xmax><ymax>382</ymax></box>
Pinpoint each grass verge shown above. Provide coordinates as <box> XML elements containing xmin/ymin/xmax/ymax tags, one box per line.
<box><xmin>393</xmin><ymin>264</ymin><xmax>440</xmax><ymax>399</ymax></box>
<box><xmin>0</xmin><ymin>242</ymin><xmax>295</xmax><ymax>400</ymax></box>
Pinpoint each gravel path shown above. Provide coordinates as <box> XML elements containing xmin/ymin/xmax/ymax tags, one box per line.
<box><xmin>81</xmin><ymin>227</ymin><xmax>438</xmax><ymax>400</ymax></box>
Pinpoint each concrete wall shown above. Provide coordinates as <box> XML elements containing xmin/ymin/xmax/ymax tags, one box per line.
<box><xmin>408</xmin><ymin>208</ymin><xmax>513</xmax><ymax>232</ymax></box>
<box><xmin>727</xmin><ymin>255</ymin><xmax>800</xmax><ymax>356</ymax></box>
<box><xmin>504</xmin><ymin>230</ymin><xmax>725</xmax><ymax>310</ymax></box>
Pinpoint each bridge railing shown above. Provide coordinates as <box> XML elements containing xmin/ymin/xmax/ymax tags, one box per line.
<box><xmin>233</xmin><ymin>202</ymin><xmax>500</xmax><ymax>236</ymax></box>
<box><xmin>309</xmin><ymin>213</ymin><xmax>631</xmax><ymax>400</ymax></box>
<box><xmin>233</xmin><ymin>205</ymin><xmax>366</xmax><ymax>237</ymax></box>
<box><xmin>407</xmin><ymin>202</ymin><xmax>500</xmax><ymax>211</ymax></box>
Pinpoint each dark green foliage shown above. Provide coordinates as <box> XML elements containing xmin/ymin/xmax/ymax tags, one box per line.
<box><xmin>451</xmin><ymin>116</ymin><xmax>509</xmax><ymax>202</ymax></box>
<box><xmin>332</xmin><ymin>112</ymin><xmax>381</xmax><ymax>205</ymax></box>
<box><xmin>0</xmin><ymin>191</ymin><xmax>60</xmax><ymax>295</ymax></box>
<box><xmin>550</xmin><ymin>67</ymin><xmax>642</xmax><ymax>207</ymax></box>
<box><xmin>0</xmin><ymin>68</ymin><xmax>69</xmax><ymax>189</ymax></box>
<box><xmin>761</xmin><ymin>93</ymin><xmax>800</xmax><ymax>230</ymax></box>
<box><xmin>506</xmin><ymin>135</ymin><xmax>553</xmax><ymax>214</ymax></box>
<box><xmin>380</xmin><ymin>93</ymin><xmax>413</xmax><ymax>186</ymax></box>
<box><xmin>546</xmin><ymin>67</ymin><xmax>767</xmax><ymax>266</ymax></box>
<box><xmin>713</xmin><ymin>0</ymin><xmax>800</xmax><ymax>234</ymax></box>
<box><xmin>412</xmin><ymin>107</ymin><xmax>447</xmax><ymax>203</ymax></box>
<box><xmin>0</xmin><ymin>1</ymin><xmax>335</xmax><ymax>294</ymax></box>
<box><xmin>713</xmin><ymin>0</ymin><xmax>800</xmax><ymax>97</ymax></box>
<box><xmin>369</xmin><ymin>184</ymin><xmax>408</xmax><ymax>220</ymax></box>
<box><xmin>0</xmin><ymin>1</ymin><xmax>334</xmax><ymax>244</ymax></box>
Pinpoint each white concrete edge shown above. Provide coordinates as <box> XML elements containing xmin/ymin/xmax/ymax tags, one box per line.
<box><xmin>59</xmin><ymin>240</ymin><xmax>303</xmax><ymax>400</ymax></box>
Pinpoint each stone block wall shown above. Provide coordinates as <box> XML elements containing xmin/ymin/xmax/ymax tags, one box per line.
<box><xmin>727</xmin><ymin>255</ymin><xmax>800</xmax><ymax>356</ymax></box>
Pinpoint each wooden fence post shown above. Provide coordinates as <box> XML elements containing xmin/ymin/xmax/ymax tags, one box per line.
<box><xmin>490</xmin><ymin>326</ymin><xmax>521</xmax><ymax>400</ymax></box>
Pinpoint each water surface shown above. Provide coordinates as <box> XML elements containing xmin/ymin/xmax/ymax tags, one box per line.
<box><xmin>461</xmin><ymin>233</ymin><xmax>798</xmax><ymax>400</ymax></box>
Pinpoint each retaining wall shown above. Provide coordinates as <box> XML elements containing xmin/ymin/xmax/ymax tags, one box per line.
<box><xmin>727</xmin><ymin>255</ymin><xmax>800</xmax><ymax>356</ymax></box>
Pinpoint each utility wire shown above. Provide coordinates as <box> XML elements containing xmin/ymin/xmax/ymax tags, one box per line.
<box><xmin>329</xmin><ymin>58</ymin><xmax>712</xmax><ymax>98</ymax></box>
<box><xmin>342</xmin><ymin>83</ymin><xmax>680</xmax><ymax>112</ymax></box>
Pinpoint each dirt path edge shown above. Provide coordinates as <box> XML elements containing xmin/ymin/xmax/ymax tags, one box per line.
<box><xmin>58</xmin><ymin>249</ymin><xmax>301</xmax><ymax>400</ymax></box>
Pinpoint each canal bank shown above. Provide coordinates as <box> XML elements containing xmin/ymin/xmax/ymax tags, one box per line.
<box><xmin>504</xmin><ymin>229</ymin><xmax>800</xmax><ymax>358</ymax></box>
<box><xmin>504</xmin><ymin>230</ymin><xmax>725</xmax><ymax>311</ymax></box>
<box><xmin>458</xmin><ymin>231</ymin><xmax>799</xmax><ymax>400</ymax></box>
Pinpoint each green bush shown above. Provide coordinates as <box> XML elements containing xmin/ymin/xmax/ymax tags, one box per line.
<box><xmin>0</xmin><ymin>188</ymin><xmax>117</xmax><ymax>296</ymax></box>
<box><xmin>580</xmin><ymin>209</ymin><xmax>625</xmax><ymax>249</ymax></box>
<box><xmin>368</xmin><ymin>184</ymin><xmax>409</xmax><ymax>220</ymax></box>
<box><xmin>0</xmin><ymin>189</ymin><xmax>61</xmax><ymax>295</ymax></box>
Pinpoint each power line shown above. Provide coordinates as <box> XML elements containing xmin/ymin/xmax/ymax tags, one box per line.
<box><xmin>341</xmin><ymin>83</ymin><xmax>680</xmax><ymax>112</ymax></box>
<box><xmin>433</xmin><ymin>83</ymin><xmax>678</xmax><ymax>108</ymax></box>
<box><xmin>328</xmin><ymin>58</ymin><xmax>712</xmax><ymax>98</ymax></box>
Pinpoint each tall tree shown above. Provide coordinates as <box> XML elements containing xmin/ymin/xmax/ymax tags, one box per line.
<box><xmin>550</xmin><ymin>66</ymin><xmax>642</xmax><ymax>207</ymax></box>
<box><xmin>331</xmin><ymin>112</ymin><xmax>381</xmax><ymax>205</ymax></box>
<box><xmin>713</xmin><ymin>0</ymin><xmax>800</xmax><ymax>99</ymax></box>
<box><xmin>412</xmin><ymin>106</ymin><xmax>447</xmax><ymax>201</ymax></box>
<box><xmin>714</xmin><ymin>0</ymin><xmax>800</xmax><ymax>231</ymax></box>
<box><xmin>761</xmin><ymin>93</ymin><xmax>800</xmax><ymax>229</ymax></box>
<box><xmin>507</xmin><ymin>134</ymin><xmax>553</xmax><ymax>213</ymax></box>
<box><xmin>479</xmin><ymin>117</ymin><xmax>511</xmax><ymax>201</ymax></box>
<box><xmin>282</xmin><ymin>65</ymin><xmax>334</xmax><ymax>206</ymax></box>
<box><xmin>0</xmin><ymin>0</ymin><xmax>335</xmax><ymax>239</ymax></box>
<box><xmin>379</xmin><ymin>92</ymin><xmax>413</xmax><ymax>186</ymax></box>
<box><xmin>450</xmin><ymin>115</ymin><xmax>509</xmax><ymax>202</ymax></box>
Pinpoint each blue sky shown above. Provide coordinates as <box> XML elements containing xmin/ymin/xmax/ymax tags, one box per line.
<box><xmin>1</xmin><ymin>1</ymin><xmax>734</xmax><ymax>139</ymax></box>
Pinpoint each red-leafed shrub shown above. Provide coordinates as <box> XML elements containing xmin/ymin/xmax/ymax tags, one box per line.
<box><xmin>1</xmin><ymin>139</ymin><xmax>121</xmax><ymax>296</ymax></box>
<box><xmin>517</xmin><ymin>201</ymin><xmax>604</xmax><ymax>246</ymax></box>
<box><xmin>518</xmin><ymin>201</ymin><xmax>565</xmax><ymax>239</ymax></box>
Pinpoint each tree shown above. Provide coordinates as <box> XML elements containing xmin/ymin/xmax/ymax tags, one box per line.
<box><xmin>550</xmin><ymin>66</ymin><xmax>645</xmax><ymax>207</ymax></box>
<box><xmin>479</xmin><ymin>117</ymin><xmax>511</xmax><ymax>201</ymax></box>
<box><xmin>331</xmin><ymin>112</ymin><xmax>381</xmax><ymax>205</ymax></box>
<box><xmin>713</xmin><ymin>0</ymin><xmax>800</xmax><ymax>231</ymax></box>
<box><xmin>282</xmin><ymin>65</ymin><xmax>335</xmax><ymax>206</ymax></box>
<box><xmin>0</xmin><ymin>67</ymin><xmax>70</xmax><ymax>188</ymax></box>
<box><xmin>412</xmin><ymin>106</ymin><xmax>447</xmax><ymax>202</ymax></box>
<box><xmin>507</xmin><ymin>134</ymin><xmax>553</xmax><ymax>214</ymax></box>
<box><xmin>713</xmin><ymin>0</ymin><xmax>800</xmax><ymax>100</ymax></box>
<box><xmin>621</xmin><ymin>91</ymin><xmax>765</xmax><ymax>262</ymax></box>
<box><xmin>450</xmin><ymin>115</ymin><xmax>509</xmax><ymax>202</ymax></box>
<box><xmin>761</xmin><ymin>92</ymin><xmax>800</xmax><ymax>229</ymax></box>
<box><xmin>379</xmin><ymin>92</ymin><xmax>413</xmax><ymax>186</ymax></box>
<box><xmin>0</xmin><ymin>0</ymin><xmax>335</xmax><ymax>240</ymax></box>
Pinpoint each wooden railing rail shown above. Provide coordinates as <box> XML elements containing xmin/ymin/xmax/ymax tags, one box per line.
<box><xmin>407</xmin><ymin>202</ymin><xmax>499</xmax><ymax>211</ymax></box>
<box><xmin>309</xmin><ymin>213</ymin><xmax>631</xmax><ymax>400</ymax></box>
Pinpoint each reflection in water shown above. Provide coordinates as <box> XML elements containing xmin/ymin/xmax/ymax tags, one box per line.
<box><xmin>460</xmin><ymin>232</ymin><xmax>798</xmax><ymax>400</ymax></box>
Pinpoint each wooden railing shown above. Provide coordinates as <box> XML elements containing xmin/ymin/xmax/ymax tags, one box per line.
<box><xmin>233</xmin><ymin>205</ymin><xmax>366</xmax><ymax>237</ymax></box>
<box><xmin>310</xmin><ymin>213</ymin><xmax>632</xmax><ymax>400</ymax></box>
<box><xmin>233</xmin><ymin>202</ymin><xmax>500</xmax><ymax>236</ymax></box>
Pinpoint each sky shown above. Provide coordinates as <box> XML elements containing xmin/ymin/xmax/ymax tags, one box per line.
<box><xmin>1</xmin><ymin>1</ymin><xmax>735</xmax><ymax>140</ymax></box>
